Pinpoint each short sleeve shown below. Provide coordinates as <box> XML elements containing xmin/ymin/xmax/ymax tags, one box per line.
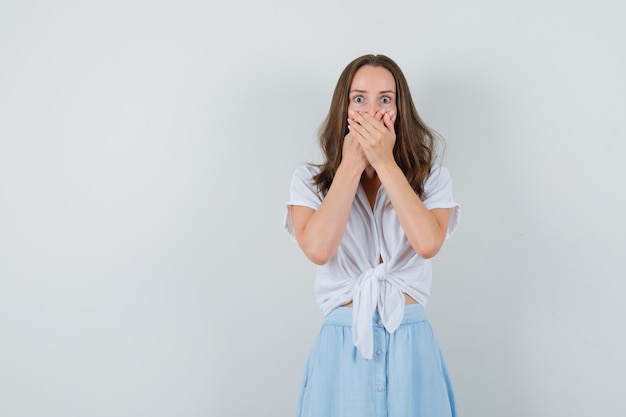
<box><xmin>284</xmin><ymin>164</ymin><xmax>324</xmax><ymax>240</ymax></box>
<box><xmin>422</xmin><ymin>165</ymin><xmax>460</xmax><ymax>238</ymax></box>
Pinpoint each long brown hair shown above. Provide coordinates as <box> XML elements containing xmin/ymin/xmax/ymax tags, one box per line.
<box><xmin>313</xmin><ymin>54</ymin><xmax>441</xmax><ymax>198</ymax></box>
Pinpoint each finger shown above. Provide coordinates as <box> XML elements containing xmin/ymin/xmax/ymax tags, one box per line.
<box><xmin>349</xmin><ymin>118</ymin><xmax>376</xmax><ymax>144</ymax></box>
<box><xmin>347</xmin><ymin>112</ymin><xmax>369</xmax><ymax>134</ymax></box>
<box><xmin>350</xmin><ymin>112</ymin><xmax>378</xmax><ymax>135</ymax></box>
<box><xmin>348</xmin><ymin>110</ymin><xmax>381</xmax><ymax>120</ymax></box>
<box><xmin>382</xmin><ymin>111</ymin><xmax>396</xmax><ymax>132</ymax></box>
<box><xmin>381</xmin><ymin>108</ymin><xmax>395</xmax><ymax>121</ymax></box>
<box><xmin>348</xmin><ymin>111</ymin><xmax>372</xmax><ymax>130</ymax></box>
<box><xmin>347</xmin><ymin>123</ymin><xmax>368</xmax><ymax>143</ymax></box>
<box><xmin>358</xmin><ymin>112</ymin><xmax>388</xmax><ymax>136</ymax></box>
<box><xmin>353</xmin><ymin>130</ymin><xmax>370</xmax><ymax>149</ymax></box>
<box><xmin>373</xmin><ymin>111</ymin><xmax>396</xmax><ymax>136</ymax></box>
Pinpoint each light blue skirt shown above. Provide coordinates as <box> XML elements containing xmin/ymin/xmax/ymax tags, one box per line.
<box><xmin>296</xmin><ymin>304</ymin><xmax>457</xmax><ymax>417</ymax></box>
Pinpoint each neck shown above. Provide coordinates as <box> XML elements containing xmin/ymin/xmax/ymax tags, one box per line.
<box><xmin>363</xmin><ymin>165</ymin><xmax>377</xmax><ymax>179</ymax></box>
<box><xmin>361</xmin><ymin>166</ymin><xmax>380</xmax><ymax>190</ymax></box>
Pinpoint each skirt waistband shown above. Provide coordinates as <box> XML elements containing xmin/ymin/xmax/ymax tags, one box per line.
<box><xmin>323</xmin><ymin>303</ymin><xmax>427</xmax><ymax>327</ymax></box>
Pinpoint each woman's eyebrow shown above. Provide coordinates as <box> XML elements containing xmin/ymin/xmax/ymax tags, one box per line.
<box><xmin>349</xmin><ymin>89</ymin><xmax>396</xmax><ymax>95</ymax></box>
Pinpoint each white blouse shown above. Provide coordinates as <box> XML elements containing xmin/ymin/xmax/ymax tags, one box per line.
<box><xmin>285</xmin><ymin>164</ymin><xmax>460</xmax><ymax>359</ymax></box>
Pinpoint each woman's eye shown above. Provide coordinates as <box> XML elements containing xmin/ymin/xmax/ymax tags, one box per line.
<box><xmin>381</xmin><ymin>96</ymin><xmax>391</xmax><ymax>104</ymax></box>
<box><xmin>354</xmin><ymin>96</ymin><xmax>364</xmax><ymax>103</ymax></box>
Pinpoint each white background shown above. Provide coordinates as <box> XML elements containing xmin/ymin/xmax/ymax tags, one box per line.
<box><xmin>1</xmin><ymin>1</ymin><xmax>625</xmax><ymax>416</ymax></box>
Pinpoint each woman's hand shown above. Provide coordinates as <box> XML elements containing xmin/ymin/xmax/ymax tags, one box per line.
<box><xmin>347</xmin><ymin>109</ymin><xmax>397</xmax><ymax>169</ymax></box>
<box><xmin>341</xmin><ymin>130</ymin><xmax>369</xmax><ymax>173</ymax></box>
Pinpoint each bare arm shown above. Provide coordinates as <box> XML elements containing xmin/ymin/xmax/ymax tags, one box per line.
<box><xmin>373</xmin><ymin>163</ymin><xmax>450</xmax><ymax>258</ymax></box>
<box><xmin>348</xmin><ymin>110</ymin><xmax>449</xmax><ymax>259</ymax></box>
<box><xmin>290</xmin><ymin>133</ymin><xmax>368</xmax><ymax>265</ymax></box>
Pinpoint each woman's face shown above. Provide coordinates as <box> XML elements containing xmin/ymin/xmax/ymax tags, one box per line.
<box><xmin>347</xmin><ymin>65</ymin><xmax>397</xmax><ymax>118</ymax></box>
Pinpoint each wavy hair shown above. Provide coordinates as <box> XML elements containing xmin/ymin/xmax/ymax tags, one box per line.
<box><xmin>313</xmin><ymin>54</ymin><xmax>441</xmax><ymax>198</ymax></box>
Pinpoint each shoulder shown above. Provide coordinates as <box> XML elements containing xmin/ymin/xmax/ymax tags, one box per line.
<box><xmin>292</xmin><ymin>163</ymin><xmax>321</xmax><ymax>181</ymax></box>
<box><xmin>423</xmin><ymin>164</ymin><xmax>460</xmax><ymax>236</ymax></box>
<box><xmin>421</xmin><ymin>164</ymin><xmax>456</xmax><ymax>203</ymax></box>
<box><xmin>289</xmin><ymin>164</ymin><xmax>323</xmax><ymax>202</ymax></box>
<box><xmin>424</xmin><ymin>164</ymin><xmax>452</xmax><ymax>188</ymax></box>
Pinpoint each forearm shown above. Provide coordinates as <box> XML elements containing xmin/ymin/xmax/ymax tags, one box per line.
<box><xmin>297</xmin><ymin>162</ymin><xmax>363</xmax><ymax>264</ymax></box>
<box><xmin>375</xmin><ymin>162</ymin><xmax>446</xmax><ymax>259</ymax></box>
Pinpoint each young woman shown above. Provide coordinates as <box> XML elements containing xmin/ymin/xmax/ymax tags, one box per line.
<box><xmin>285</xmin><ymin>54</ymin><xmax>460</xmax><ymax>417</ymax></box>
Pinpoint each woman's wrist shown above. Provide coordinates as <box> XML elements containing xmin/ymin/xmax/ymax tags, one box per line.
<box><xmin>337</xmin><ymin>159</ymin><xmax>366</xmax><ymax>181</ymax></box>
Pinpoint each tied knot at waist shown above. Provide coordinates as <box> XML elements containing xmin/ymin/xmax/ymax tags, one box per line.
<box><xmin>372</xmin><ymin>264</ymin><xmax>386</xmax><ymax>282</ymax></box>
<box><xmin>352</xmin><ymin>263</ymin><xmax>406</xmax><ymax>360</ymax></box>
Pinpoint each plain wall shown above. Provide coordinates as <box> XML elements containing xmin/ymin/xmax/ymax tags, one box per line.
<box><xmin>1</xmin><ymin>1</ymin><xmax>625</xmax><ymax>416</ymax></box>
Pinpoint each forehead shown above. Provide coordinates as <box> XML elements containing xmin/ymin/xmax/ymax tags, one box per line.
<box><xmin>350</xmin><ymin>65</ymin><xmax>396</xmax><ymax>92</ymax></box>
